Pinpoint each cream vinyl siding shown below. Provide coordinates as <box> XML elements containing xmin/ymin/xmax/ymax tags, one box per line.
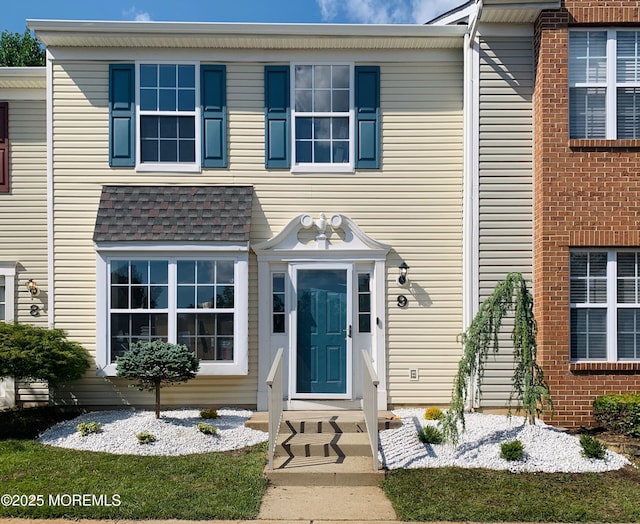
<box><xmin>0</xmin><ymin>100</ymin><xmax>48</xmax><ymax>325</ymax></box>
<box><xmin>0</xmin><ymin>98</ymin><xmax>49</xmax><ymax>405</ymax></box>
<box><xmin>51</xmin><ymin>57</ymin><xmax>463</xmax><ymax>407</ymax></box>
<box><xmin>477</xmin><ymin>36</ymin><xmax>533</xmax><ymax>406</ymax></box>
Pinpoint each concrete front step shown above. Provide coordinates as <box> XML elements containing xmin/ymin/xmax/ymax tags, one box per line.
<box><xmin>245</xmin><ymin>410</ymin><xmax>402</xmax><ymax>432</ymax></box>
<box><xmin>266</xmin><ymin>455</ymin><xmax>384</xmax><ymax>486</ymax></box>
<box><xmin>277</xmin><ymin>430</ymin><xmax>372</xmax><ymax>458</ymax></box>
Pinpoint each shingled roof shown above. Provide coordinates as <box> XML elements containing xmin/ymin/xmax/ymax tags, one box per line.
<box><xmin>93</xmin><ymin>185</ymin><xmax>253</xmax><ymax>243</ymax></box>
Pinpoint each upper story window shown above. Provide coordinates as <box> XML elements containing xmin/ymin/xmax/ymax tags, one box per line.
<box><xmin>108</xmin><ymin>63</ymin><xmax>226</xmax><ymax>170</ymax></box>
<box><xmin>264</xmin><ymin>64</ymin><xmax>379</xmax><ymax>170</ymax></box>
<box><xmin>138</xmin><ymin>64</ymin><xmax>197</xmax><ymax>166</ymax></box>
<box><xmin>569</xmin><ymin>30</ymin><xmax>640</xmax><ymax>139</ymax></box>
<box><xmin>292</xmin><ymin>64</ymin><xmax>352</xmax><ymax>171</ymax></box>
<box><xmin>570</xmin><ymin>250</ymin><xmax>640</xmax><ymax>361</ymax></box>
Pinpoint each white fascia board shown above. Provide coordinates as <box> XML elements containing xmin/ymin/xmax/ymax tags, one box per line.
<box><xmin>27</xmin><ymin>19</ymin><xmax>467</xmax><ymax>40</ymax></box>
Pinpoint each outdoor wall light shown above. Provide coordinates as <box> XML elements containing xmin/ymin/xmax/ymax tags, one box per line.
<box><xmin>398</xmin><ymin>262</ymin><xmax>410</xmax><ymax>285</ymax></box>
<box><xmin>26</xmin><ymin>279</ymin><xmax>39</xmax><ymax>297</ymax></box>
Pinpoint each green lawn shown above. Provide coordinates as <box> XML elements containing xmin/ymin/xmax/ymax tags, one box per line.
<box><xmin>384</xmin><ymin>466</ymin><xmax>640</xmax><ymax>522</ymax></box>
<box><xmin>0</xmin><ymin>439</ymin><xmax>268</xmax><ymax>520</ymax></box>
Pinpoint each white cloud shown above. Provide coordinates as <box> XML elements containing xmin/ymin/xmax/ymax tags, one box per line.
<box><xmin>316</xmin><ymin>0</ymin><xmax>462</xmax><ymax>24</ymax></box>
<box><xmin>317</xmin><ymin>0</ymin><xmax>339</xmax><ymax>21</ymax></box>
<box><xmin>123</xmin><ymin>6</ymin><xmax>152</xmax><ymax>22</ymax></box>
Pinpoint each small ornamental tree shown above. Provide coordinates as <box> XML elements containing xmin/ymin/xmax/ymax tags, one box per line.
<box><xmin>440</xmin><ymin>273</ymin><xmax>553</xmax><ymax>444</ymax></box>
<box><xmin>116</xmin><ymin>341</ymin><xmax>199</xmax><ymax>419</ymax></box>
<box><xmin>0</xmin><ymin>322</ymin><xmax>91</xmax><ymax>401</ymax></box>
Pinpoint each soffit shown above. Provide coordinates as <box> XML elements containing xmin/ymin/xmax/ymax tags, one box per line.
<box><xmin>481</xmin><ymin>1</ymin><xmax>561</xmax><ymax>23</ymax></box>
<box><xmin>28</xmin><ymin>20</ymin><xmax>467</xmax><ymax>50</ymax></box>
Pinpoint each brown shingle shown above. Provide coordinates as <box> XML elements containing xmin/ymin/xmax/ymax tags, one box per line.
<box><xmin>93</xmin><ymin>185</ymin><xmax>253</xmax><ymax>243</ymax></box>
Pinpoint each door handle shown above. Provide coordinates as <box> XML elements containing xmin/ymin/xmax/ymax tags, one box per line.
<box><xmin>348</xmin><ymin>325</ymin><xmax>352</xmax><ymax>338</ymax></box>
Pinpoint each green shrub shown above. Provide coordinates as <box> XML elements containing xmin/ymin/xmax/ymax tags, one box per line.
<box><xmin>200</xmin><ymin>408</ymin><xmax>220</xmax><ymax>419</ymax></box>
<box><xmin>580</xmin><ymin>434</ymin><xmax>607</xmax><ymax>460</ymax></box>
<box><xmin>77</xmin><ymin>421</ymin><xmax>101</xmax><ymax>437</ymax></box>
<box><xmin>500</xmin><ymin>440</ymin><xmax>524</xmax><ymax>461</ymax></box>
<box><xmin>0</xmin><ymin>322</ymin><xmax>91</xmax><ymax>390</ymax></box>
<box><xmin>136</xmin><ymin>431</ymin><xmax>156</xmax><ymax>445</ymax></box>
<box><xmin>417</xmin><ymin>425</ymin><xmax>443</xmax><ymax>445</ymax></box>
<box><xmin>593</xmin><ymin>393</ymin><xmax>640</xmax><ymax>437</ymax></box>
<box><xmin>197</xmin><ymin>422</ymin><xmax>217</xmax><ymax>435</ymax></box>
<box><xmin>424</xmin><ymin>407</ymin><xmax>444</xmax><ymax>421</ymax></box>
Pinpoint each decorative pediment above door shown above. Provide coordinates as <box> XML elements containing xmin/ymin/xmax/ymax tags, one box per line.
<box><xmin>252</xmin><ymin>213</ymin><xmax>390</xmax><ymax>257</ymax></box>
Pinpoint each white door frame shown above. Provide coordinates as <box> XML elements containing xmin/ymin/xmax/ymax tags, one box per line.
<box><xmin>253</xmin><ymin>213</ymin><xmax>391</xmax><ymax>411</ymax></box>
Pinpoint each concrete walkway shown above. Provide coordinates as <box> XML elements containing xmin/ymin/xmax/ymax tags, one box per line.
<box><xmin>258</xmin><ymin>485</ymin><xmax>397</xmax><ymax>520</ymax></box>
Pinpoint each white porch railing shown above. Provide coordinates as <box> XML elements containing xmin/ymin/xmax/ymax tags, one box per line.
<box><xmin>266</xmin><ymin>347</ymin><xmax>284</xmax><ymax>471</ymax></box>
<box><xmin>361</xmin><ymin>349</ymin><xmax>379</xmax><ymax>471</ymax></box>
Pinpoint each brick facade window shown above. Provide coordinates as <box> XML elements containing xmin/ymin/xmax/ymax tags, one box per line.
<box><xmin>571</xmin><ymin>250</ymin><xmax>640</xmax><ymax>361</ymax></box>
<box><xmin>570</xmin><ymin>30</ymin><xmax>640</xmax><ymax>139</ymax></box>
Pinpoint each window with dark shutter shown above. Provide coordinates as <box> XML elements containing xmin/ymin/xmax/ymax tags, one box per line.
<box><xmin>0</xmin><ymin>102</ymin><xmax>9</xmax><ymax>193</ymax></box>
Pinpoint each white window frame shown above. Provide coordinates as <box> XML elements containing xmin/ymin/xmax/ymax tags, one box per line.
<box><xmin>570</xmin><ymin>249</ymin><xmax>640</xmax><ymax>362</ymax></box>
<box><xmin>0</xmin><ymin>263</ymin><xmax>16</xmax><ymax>323</ymax></box>
<box><xmin>291</xmin><ymin>62</ymin><xmax>355</xmax><ymax>173</ymax></box>
<box><xmin>135</xmin><ymin>61</ymin><xmax>202</xmax><ymax>173</ymax></box>
<box><xmin>570</xmin><ymin>29</ymin><xmax>640</xmax><ymax>140</ymax></box>
<box><xmin>96</xmin><ymin>250</ymin><xmax>248</xmax><ymax>376</ymax></box>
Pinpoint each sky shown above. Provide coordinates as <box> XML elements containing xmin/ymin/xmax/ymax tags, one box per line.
<box><xmin>4</xmin><ymin>0</ymin><xmax>464</xmax><ymax>35</ymax></box>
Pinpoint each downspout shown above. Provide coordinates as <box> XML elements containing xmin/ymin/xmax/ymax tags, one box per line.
<box><xmin>463</xmin><ymin>0</ymin><xmax>482</xmax><ymax>410</ymax></box>
<box><xmin>46</xmin><ymin>49</ymin><xmax>54</xmax><ymax>328</ymax></box>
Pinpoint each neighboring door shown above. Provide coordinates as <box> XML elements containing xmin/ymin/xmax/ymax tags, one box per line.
<box><xmin>294</xmin><ymin>267</ymin><xmax>351</xmax><ymax>396</ymax></box>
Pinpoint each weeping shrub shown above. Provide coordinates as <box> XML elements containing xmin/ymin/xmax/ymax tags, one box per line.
<box><xmin>440</xmin><ymin>273</ymin><xmax>553</xmax><ymax>444</ymax></box>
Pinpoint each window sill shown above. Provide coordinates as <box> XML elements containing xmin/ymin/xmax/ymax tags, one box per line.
<box><xmin>97</xmin><ymin>361</ymin><xmax>248</xmax><ymax>377</ymax></box>
<box><xmin>570</xmin><ymin>361</ymin><xmax>640</xmax><ymax>373</ymax></box>
<box><xmin>292</xmin><ymin>164</ymin><xmax>355</xmax><ymax>174</ymax></box>
<box><xmin>570</xmin><ymin>139</ymin><xmax>640</xmax><ymax>150</ymax></box>
<box><xmin>136</xmin><ymin>163</ymin><xmax>202</xmax><ymax>173</ymax></box>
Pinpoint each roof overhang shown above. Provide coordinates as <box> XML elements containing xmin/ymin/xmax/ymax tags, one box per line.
<box><xmin>429</xmin><ymin>0</ymin><xmax>560</xmax><ymax>25</ymax></box>
<box><xmin>27</xmin><ymin>20</ymin><xmax>467</xmax><ymax>50</ymax></box>
<box><xmin>481</xmin><ymin>1</ymin><xmax>561</xmax><ymax>23</ymax></box>
<box><xmin>0</xmin><ymin>67</ymin><xmax>45</xmax><ymax>89</ymax></box>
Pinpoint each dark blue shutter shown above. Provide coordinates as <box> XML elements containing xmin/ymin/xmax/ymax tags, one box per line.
<box><xmin>109</xmin><ymin>64</ymin><xmax>135</xmax><ymax>167</ymax></box>
<box><xmin>264</xmin><ymin>65</ymin><xmax>290</xmax><ymax>169</ymax></box>
<box><xmin>201</xmin><ymin>65</ymin><xmax>227</xmax><ymax>168</ymax></box>
<box><xmin>355</xmin><ymin>66</ymin><xmax>380</xmax><ymax>169</ymax></box>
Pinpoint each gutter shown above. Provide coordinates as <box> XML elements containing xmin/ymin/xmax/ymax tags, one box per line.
<box><xmin>462</xmin><ymin>0</ymin><xmax>482</xmax><ymax>409</ymax></box>
<box><xmin>46</xmin><ymin>49</ymin><xmax>54</xmax><ymax>328</ymax></box>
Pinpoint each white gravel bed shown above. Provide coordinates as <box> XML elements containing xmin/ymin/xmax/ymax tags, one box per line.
<box><xmin>379</xmin><ymin>409</ymin><xmax>632</xmax><ymax>473</ymax></box>
<box><xmin>37</xmin><ymin>408</ymin><xmax>268</xmax><ymax>456</ymax></box>
<box><xmin>39</xmin><ymin>407</ymin><xmax>633</xmax><ymax>473</ymax></box>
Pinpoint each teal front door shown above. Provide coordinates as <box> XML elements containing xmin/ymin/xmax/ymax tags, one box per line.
<box><xmin>296</xmin><ymin>268</ymin><xmax>348</xmax><ymax>395</ymax></box>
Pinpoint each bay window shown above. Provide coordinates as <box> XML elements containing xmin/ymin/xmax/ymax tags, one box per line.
<box><xmin>97</xmin><ymin>254</ymin><xmax>247</xmax><ymax>375</ymax></box>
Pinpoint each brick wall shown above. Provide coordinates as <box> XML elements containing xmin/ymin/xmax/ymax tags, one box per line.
<box><xmin>533</xmin><ymin>0</ymin><xmax>640</xmax><ymax>428</ymax></box>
